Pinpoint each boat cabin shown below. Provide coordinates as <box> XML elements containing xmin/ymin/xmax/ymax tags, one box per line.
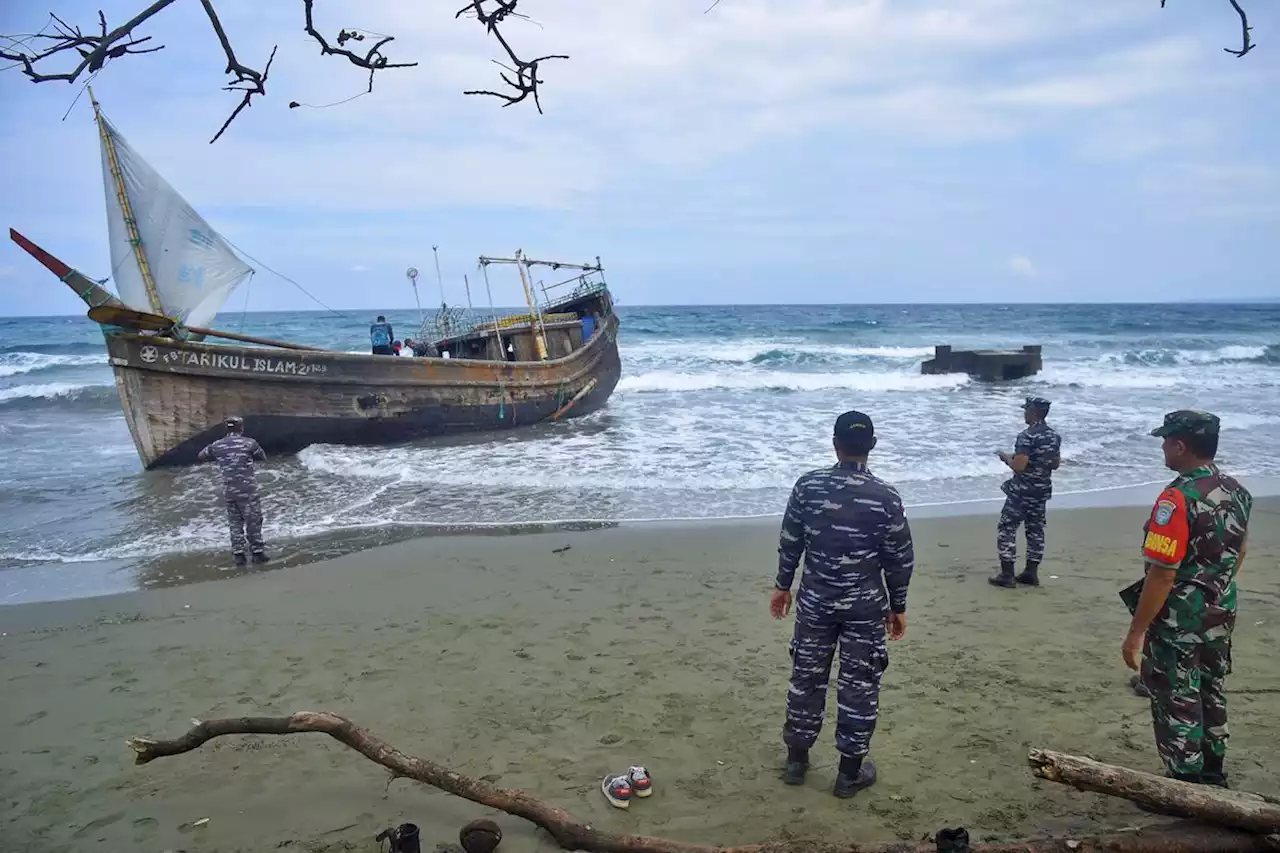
<box><xmin>428</xmin><ymin>263</ymin><xmax>614</xmax><ymax>363</ymax></box>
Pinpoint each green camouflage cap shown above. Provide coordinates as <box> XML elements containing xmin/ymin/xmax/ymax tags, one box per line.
<box><xmin>1150</xmin><ymin>410</ymin><xmax>1220</xmax><ymax>438</ymax></box>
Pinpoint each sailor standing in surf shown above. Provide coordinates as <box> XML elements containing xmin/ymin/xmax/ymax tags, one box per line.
<box><xmin>198</xmin><ymin>416</ymin><xmax>270</xmax><ymax>567</ymax></box>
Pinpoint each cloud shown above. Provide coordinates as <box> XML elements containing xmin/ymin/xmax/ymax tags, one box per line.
<box><xmin>1006</xmin><ymin>256</ymin><xmax>1039</xmax><ymax>280</ymax></box>
<box><xmin>0</xmin><ymin>0</ymin><xmax>1277</xmax><ymax>311</ymax></box>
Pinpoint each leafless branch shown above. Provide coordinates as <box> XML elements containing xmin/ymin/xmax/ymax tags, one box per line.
<box><xmin>301</xmin><ymin>0</ymin><xmax>418</xmax><ymax>95</ymax></box>
<box><xmin>1161</xmin><ymin>0</ymin><xmax>1256</xmax><ymax>57</ymax></box>
<box><xmin>198</xmin><ymin>0</ymin><xmax>274</xmax><ymax>143</ymax></box>
<box><xmin>0</xmin><ymin>0</ymin><xmax>174</xmax><ymax>84</ymax></box>
<box><xmin>456</xmin><ymin>1</ymin><xmax>567</xmax><ymax>113</ymax></box>
<box><xmin>1222</xmin><ymin>0</ymin><xmax>1257</xmax><ymax>57</ymax></box>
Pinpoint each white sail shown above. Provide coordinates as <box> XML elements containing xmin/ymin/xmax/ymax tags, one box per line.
<box><xmin>97</xmin><ymin>111</ymin><xmax>253</xmax><ymax>329</ymax></box>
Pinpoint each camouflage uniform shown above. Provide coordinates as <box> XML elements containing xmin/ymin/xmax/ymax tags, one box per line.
<box><xmin>1139</xmin><ymin>411</ymin><xmax>1251</xmax><ymax>780</ymax></box>
<box><xmin>776</xmin><ymin>459</ymin><xmax>915</xmax><ymax>759</ymax></box>
<box><xmin>997</xmin><ymin>398</ymin><xmax>1061</xmax><ymax>565</ymax></box>
<box><xmin>199</xmin><ymin>420</ymin><xmax>267</xmax><ymax>559</ymax></box>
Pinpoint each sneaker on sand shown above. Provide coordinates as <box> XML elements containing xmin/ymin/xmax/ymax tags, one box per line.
<box><xmin>601</xmin><ymin>774</ymin><xmax>633</xmax><ymax>809</ymax></box>
<box><xmin>627</xmin><ymin>765</ymin><xmax>653</xmax><ymax>798</ymax></box>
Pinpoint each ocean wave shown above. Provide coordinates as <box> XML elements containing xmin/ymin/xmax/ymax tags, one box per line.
<box><xmin>1096</xmin><ymin>344</ymin><xmax>1278</xmax><ymax>368</ymax></box>
<box><xmin>0</xmin><ymin>382</ymin><xmax>117</xmax><ymax>410</ymax></box>
<box><xmin>623</xmin><ymin>339</ymin><xmax>933</xmax><ymax>365</ymax></box>
<box><xmin>616</xmin><ymin>370</ymin><xmax>969</xmax><ymax>393</ymax></box>
<box><xmin>0</xmin><ymin>351</ymin><xmax>107</xmax><ymax>377</ymax></box>
<box><xmin>0</xmin><ymin>342</ymin><xmax>106</xmax><ymax>356</ymax></box>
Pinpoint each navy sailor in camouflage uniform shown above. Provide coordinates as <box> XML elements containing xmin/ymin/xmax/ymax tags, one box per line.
<box><xmin>990</xmin><ymin>396</ymin><xmax>1062</xmax><ymax>589</ymax></box>
<box><xmin>198</xmin><ymin>416</ymin><xmax>270</xmax><ymax>567</ymax></box>
<box><xmin>1123</xmin><ymin>411</ymin><xmax>1251</xmax><ymax>787</ymax></box>
<box><xmin>770</xmin><ymin>410</ymin><xmax>915</xmax><ymax>798</ymax></box>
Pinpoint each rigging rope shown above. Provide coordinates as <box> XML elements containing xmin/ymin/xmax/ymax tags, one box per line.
<box><xmin>219</xmin><ymin>235</ymin><xmax>354</xmax><ymax>320</ymax></box>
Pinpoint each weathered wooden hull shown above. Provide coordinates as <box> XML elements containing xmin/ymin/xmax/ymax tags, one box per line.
<box><xmin>104</xmin><ymin>315</ymin><xmax>621</xmax><ymax>469</ymax></box>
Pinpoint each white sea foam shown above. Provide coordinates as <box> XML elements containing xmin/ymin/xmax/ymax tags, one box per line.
<box><xmin>0</xmin><ymin>382</ymin><xmax>114</xmax><ymax>403</ymax></box>
<box><xmin>0</xmin><ymin>352</ymin><xmax>106</xmax><ymax>378</ymax></box>
<box><xmin>616</xmin><ymin>369</ymin><xmax>968</xmax><ymax>393</ymax></box>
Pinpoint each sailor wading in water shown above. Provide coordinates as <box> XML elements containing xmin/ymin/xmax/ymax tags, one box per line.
<box><xmin>771</xmin><ymin>410</ymin><xmax>915</xmax><ymax>798</ymax></box>
<box><xmin>198</xmin><ymin>416</ymin><xmax>269</xmax><ymax>566</ymax></box>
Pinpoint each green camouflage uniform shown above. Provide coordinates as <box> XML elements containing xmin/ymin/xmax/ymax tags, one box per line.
<box><xmin>1139</xmin><ymin>411</ymin><xmax>1251</xmax><ymax>780</ymax></box>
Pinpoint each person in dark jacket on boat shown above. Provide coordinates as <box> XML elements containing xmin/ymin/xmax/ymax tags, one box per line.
<box><xmin>405</xmin><ymin>337</ymin><xmax>439</xmax><ymax>357</ymax></box>
<box><xmin>370</xmin><ymin>316</ymin><xmax>394</xmax><ymax>355</ymax></box>
<box><xmin>198</xmin><ymin>416</ymin><xmax>269</xmax><ymax>567</ymax></box>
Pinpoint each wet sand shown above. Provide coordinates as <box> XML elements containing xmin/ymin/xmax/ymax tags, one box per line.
<box><xmin>1</xmin><ymin>500</ymin><xmax>1278</xmax><ymax>852</ymax></box>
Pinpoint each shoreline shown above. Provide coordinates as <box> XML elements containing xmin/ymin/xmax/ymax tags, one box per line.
<box><xmin>1</xmin><ymin>498</ymin><xmax>1278</xmax><ymax>852</ymax></box>
<box><xmin>5</xmin><ymin>474</ymin><xmax>1280</xmax><ymax>607</ymax></box>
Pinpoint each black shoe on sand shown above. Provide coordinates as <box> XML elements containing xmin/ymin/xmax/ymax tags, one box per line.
<box><xmin>783</xmin><ymin>747</ymin><xmax>809</xmax><ymax>785</ymax></box>
<box><xmin>833</xmin><ymin>757</ymin><xmax>877</xmax><ymax>798</ymax></box>
<box><xmin>989</xmin><ymin>561</ymin><xmax>1017</xmax><ymax>588</ymax></box>
<box><xmin>251</xmin><ymin>552</ymin><xmax>270</xmax><ymax>564</ymax></box>
<box><xmin>233</xmin><ymin>553</ymin><xmax>247</xmax><ymax>567</ymax></box>
<box><xmin>1015</xmin><ymin>561</ymin><xmax>1040</xmax><ymax>586</ymax></box>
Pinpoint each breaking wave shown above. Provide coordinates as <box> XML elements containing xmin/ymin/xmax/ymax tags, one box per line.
<box><xmin>0</xmin><ymin>351</ymin><xmax>107</xmax><ymax>378</ymax></box>
<box><xmin>616</xmin><ymin>370</ymin><xmax>968</xmax><ymax>393</ymax></box>
<box><xmin>0</xmin><ymin>382</ymin><xmax>117</xmax><ymax>410</ymax></box>
<box><xmin>1097</xmin><ymin>344</ymin><xmax>1278</xmax><ymax>368</ymax></box>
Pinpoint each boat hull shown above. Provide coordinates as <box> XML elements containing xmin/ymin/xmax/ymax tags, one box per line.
<box><xmin>104</xmin><ymin>316</ymin><xmax>621</xmax><ymax>468</ymax></box>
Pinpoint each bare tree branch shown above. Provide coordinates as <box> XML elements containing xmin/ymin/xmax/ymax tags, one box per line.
<box><xmin>125</xmin><ymin>712</ymin><xmax>1277</xmax><ymax>853</ymax></box>
<box><xmin>0</xmin><ymin>0</ymin><xmax>174</xmax><ymax>83</ymax></box>
<box><xmin>301</xmin><ymin>0</ymin><xmax>418</xmax><ymax>95</ymax></box>
<box><xmin>1161</xmin><ymin>0</ymin><xmax>1257</xmax><ymax>58</ymax></box>
<box><xmin>456</xmin><ymin>1</ymin><xmax>567</xmax><ymax>113</ymax></box>
<box><xmin>0</xmin><ymin>0</ymin><xmax>1263</xmax><ymax>141</ymax></box>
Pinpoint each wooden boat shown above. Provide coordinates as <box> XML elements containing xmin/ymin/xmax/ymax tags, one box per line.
<box><xmin>8</xmin><ymin>95</ymin><xmax>622</xmax><ymax>470</ymax></box>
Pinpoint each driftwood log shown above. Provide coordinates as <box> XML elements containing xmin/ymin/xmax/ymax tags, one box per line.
<box><xmin>127</xmin><ymin>712</ymin><xmax>1277</xmax><ymax>853</ymax></box>
<box><xmin>1030</xmin><ymin>749</ymin><xmax>1280</xmax><ymax>834</ymax></box>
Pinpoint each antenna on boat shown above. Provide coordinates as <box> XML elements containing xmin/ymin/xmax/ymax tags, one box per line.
<box><xmin>463</xmin><ymin>274</ymin><xmax>474</xmax><ymax>312</ymax></box>
<box><xmin>480</xmin><ymin>262</ymin><xmax>506</xmax><ymax>358</ymax></box>
<box><xmin>406</xmin><ymin>266</ymin><xmax>424</xmax><ymax>325</ymax></box>
<box><xmin>432</xmin><ymin>245</ymin><xmax>447</xmax><ymax>309</ymax></box>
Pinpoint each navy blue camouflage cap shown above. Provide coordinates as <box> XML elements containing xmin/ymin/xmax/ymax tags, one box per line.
<box><xmin>1150</xmin><ymin>410</ymin><xmax>1219</xmax><ymax>438</ymax></box>
<box><xmin>834</xmin><ymin>410</ymin><xmax>874</xmax><ymax>441</ymax></box>
<box><xmin>1022</xmin><ymin>396</ymin><xmax>1051</xmax><ymax>413</ymax></box>
<box><xmin>224</xmin><ymin>415</ymin><xmax>244</xmax><ymax>428</ymax></box>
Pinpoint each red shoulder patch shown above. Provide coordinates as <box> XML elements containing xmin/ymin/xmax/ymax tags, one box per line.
<box><xmin>1143</xmin><ymin>487</ymin><xmax>1189</xmax><ymax>567</ymax></box>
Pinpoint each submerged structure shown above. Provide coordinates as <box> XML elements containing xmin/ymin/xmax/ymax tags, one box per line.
<box><xmin>9</xmin><ymin>92</ymin><xmax>621</xmax><ymax>470</ymax></box>
<box><xmin>921</xmin><ymin>345</ymin><xmax>1043</xmax><ymax>382</ymax></box>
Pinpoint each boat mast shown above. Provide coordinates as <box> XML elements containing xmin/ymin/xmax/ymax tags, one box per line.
<box><xmin>90</xmin><ymin>87</ymin><xmax>164</xmax><ymax>316</ymax></box>
<box><xmin>514</xmin><ymin>249</ymin><xmax>549</xmax><ymax>360</ymax></box>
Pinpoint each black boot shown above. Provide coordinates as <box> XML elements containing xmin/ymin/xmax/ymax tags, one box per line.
<box><xmin>1015</xmin><ymin>561</ymin><xmax>1040</xmax><ymax>586</ymax></box>
<box><xmin>1201</xmin><ymin>752</ymin><xmax>1229</xmax><ymax>788</ymax></box>
<box><xmin>375</xmin><ymin>823</ymin><xmax>421</xmax><ymax>853</ymax></box>
<box><xmin>988</xmin><ymin>560</ymin><xmax>1017</xmax><ymax>588</ymax></box>
<box><xmin>833</xmin><ymin>754</ymin><xmax>877</xmax><ymax>798</ymax></box>
<box><xmin>250</xmin><ymin>551</ymin><xmax>270</xmax><ymax>564</ymax></box>
<box><xmin>233</xmin><ymin>552</ymin><xmax>247</xmax><ymax>567</ymax></box>
<box><xmin>783</xmin><ymin>746</ymin><xmax>809</xmax><ymax>785</ymax></box>
<box><xmin>935</xmin><ymin>827</ymin><xmax>971</xmax><ymax>853</ymax></box>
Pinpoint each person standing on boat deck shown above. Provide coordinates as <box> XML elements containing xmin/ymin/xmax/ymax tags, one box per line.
<box><xmin>370</xmin><ymin>315</ymin><xmax>394</xmax><ymax>355</ymax></box>
<box><xmin>990</xmin><ymin>396</ymin><xmax>1061</xmax><ymax>589</ymax></box>
<box><xmin>198</xmin><ymin>416</ymin><xmax>269</xmax><ymax>567</ymax></box>
<box><xmin>771</xmin><ymin>410</ymin><xmax>914</xmax><ymax>798</ymax></box>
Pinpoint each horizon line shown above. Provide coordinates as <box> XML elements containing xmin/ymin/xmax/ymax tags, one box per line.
<box><xmin>3</xmin><ymin>298</ymin><xmax>1278</xmax><ymax>320</ymax></box>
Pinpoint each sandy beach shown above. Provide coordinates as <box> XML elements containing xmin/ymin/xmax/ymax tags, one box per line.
<box><xmin>2</xmin><ymin>499</ymin><xmax>1278</xmax><ymax>853</ymax></box>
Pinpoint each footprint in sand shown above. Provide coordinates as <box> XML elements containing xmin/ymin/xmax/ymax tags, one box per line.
<box><xmin>72</xmin><ymin>811</ymin><xmax>126</xmax><ymax>838</ymax></box>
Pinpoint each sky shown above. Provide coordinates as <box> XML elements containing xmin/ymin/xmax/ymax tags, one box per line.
<box><xmin>0</xmin><ymin>0</ymin><xmax>1277</xmax><ymax>316</ymax></box>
